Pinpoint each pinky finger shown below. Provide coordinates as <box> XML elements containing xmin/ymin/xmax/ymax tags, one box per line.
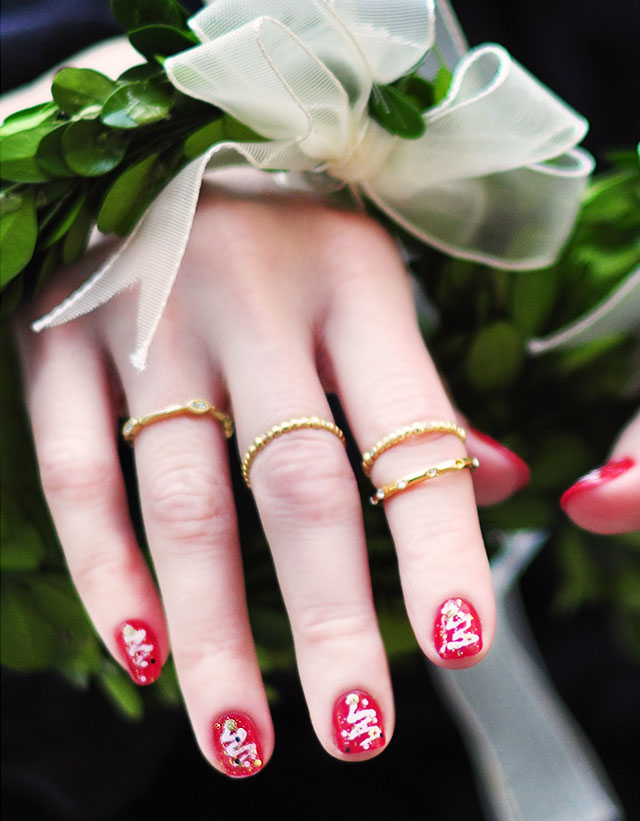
<box><xmin>18</xmin><ymin>323</ymin><xmax>169</xmax><ymax>684</ymax></box>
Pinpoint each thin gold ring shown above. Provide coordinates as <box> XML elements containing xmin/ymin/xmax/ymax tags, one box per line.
<box><xmin>362</xmin><ymin>420</ymin><xmax>467</xmax><ymax>476</ymax></box>
<box><xmin>242</xmin><ymin>417</ymin><xmax>346</xmax><ymax>488</ymax></box>
<box><xmin>369</xmin><ymin>456</ymin><xmax>479</xmax><ymax>505</ymax></box>
<box><xmin>122</xmin><ymin>399</ymin><xmax>234</xmax><ymax>443</ymax></box>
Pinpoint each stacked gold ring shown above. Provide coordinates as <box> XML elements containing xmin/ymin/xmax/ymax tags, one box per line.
<box><xmin>362</xmin><ymin>420</ymin><xmax>467</xmax><ymax>476</ymax></box>
<box><xmin>369</xmin><ymin>456</ymin><xmax>479</xmax><ymax>505</ymax></box>
<box><xmin>122</xmin><ymin>398</ymin><xmax>234</xmax><ymax>443</ymax></box>
<box><xmin>242</xmin><ymin>417</ymin><xmax>346</xmax><ymax>488</ymax></box>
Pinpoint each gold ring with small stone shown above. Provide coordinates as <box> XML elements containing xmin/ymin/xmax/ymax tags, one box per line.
<box><xmin>122</xmin><ymin>399</ymin><xmax>234</xmax><ymax>443</ymax></box>
<box><xmin>362</xmin><ymin>420</ymin><xmax>467</xmax><ymax>477</ymax></box>
<box><xmin>242</xmin><ymin>417</ymin><xmax>346</xmax><ymax>488</ymax></box>
<box><xmin>369</xmin><ymin>456</ymin><xmax>479</xmax><ymax>505</ymax></box>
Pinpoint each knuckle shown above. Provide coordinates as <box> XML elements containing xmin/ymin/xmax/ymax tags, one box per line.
<box><xmin>144</xmin><ymin>459</ymin><xmax>233</xmax><ymax>545</ymax></box>
<box><xmin>72</xmin><ymin>544</ymin><xmax>138</xmax><ymax>597</ymax></box>
<box><xmin>253</xmin><ymin>435</ymin><xmax>355</xmax><ymax>522</ymax></box>
<box><xmin>38</xmin><ymin>440</ymin><xmax>117</xmax><ymax>505</ymax></box>
<box><xmin>175</xmin><ymin>629</ymin><xmax>248</xmax><ymax>672</ymax></box>
<box><xmin>295</xmin><ymin>604</ymin><xmax>377</xmax><ymax>649</ymax></box>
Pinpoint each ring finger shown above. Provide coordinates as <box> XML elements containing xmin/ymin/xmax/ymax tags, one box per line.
<box><xmin>323</xmin><ymin>243</ymin><xmax>495</xmax><ymax>668</ymax></box>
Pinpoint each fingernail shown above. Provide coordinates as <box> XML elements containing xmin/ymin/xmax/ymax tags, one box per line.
<box><xmin>115</xmin><ymin>620</ymin><xmax>161</xmax><ymax>685</ymax></box>
<box><xmin>433</xmin><ymin>598</ymin><xmax>483</xmax><ymax>660</ymax></box>
<box><xmin>212</xmin><ymin>712</ymin><xmax>264</xmax><ymax>777</ymax></box>
<box><xmin>469</xmin><ymin>427</ymin><xmax>530</xmax><ymax>487</ymax></box>
<box><xmin>560</xmin><ymin>457</ymin><xmax>635</xmax><ymax>510</ymax></box>
<box><xmin>333</xmin><ymin>689</ymin><xmax>385</xmax><ymax>754</ymax></box>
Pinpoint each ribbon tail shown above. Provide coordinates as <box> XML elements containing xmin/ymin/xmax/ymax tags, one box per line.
<box><xmin>528</xmin><ymin>267</ymin><xmax>640</xmax><ymax>355</ymax></box>
<box><xmin>32</xmin><ymin>151</ymin><xmax>212</xmax><ymax>371</ymax></box>
<box><xmin>430</xmin><ymin>530</ymin><xmax>623</xmax><ymax>821</ymax></box>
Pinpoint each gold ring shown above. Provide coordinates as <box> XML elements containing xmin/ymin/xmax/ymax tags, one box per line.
<box><xmin>362</xmin><ymin>420</ymin><xmax>467</xmax><ymax>476</ymax></box>
<box><xmin>122</xmin><ymin>399</ymin><xmax>234</xmax><ymax>443</ymax></box>
<box><xmin>369</xmin><ymin>456</ymin><xmax>479</xmax><ymax>505</ymax></box>
<box><xmin>242</xmin><ymin>417</ymin><xmax>346</xmax><ymax>487</ymax></box>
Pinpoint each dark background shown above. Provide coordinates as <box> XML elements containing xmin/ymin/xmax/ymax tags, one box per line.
<box><xmin>2</xmin><ymin>1</ymin><xmax>639</xmax><ymax>819</ymax></box>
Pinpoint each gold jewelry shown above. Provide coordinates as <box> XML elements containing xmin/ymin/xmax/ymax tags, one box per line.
<box><xmin>362</xmin><ymin>420</ymin><xmax>467</xmax><ymax>476</ymax></box>
<box><xmin>242</xmin><ymin>417</ymin><xmax>346</xmax><ymax>487</ymax></box>
<box><xmin>122</xmin><ymin>398</ymin><xmax>234</xmax><ymax>443</ymax></box>
<box><xmin>369</xmin><ymin>456</ymin><xmax>479</xmax><ymax>505</ymax></box>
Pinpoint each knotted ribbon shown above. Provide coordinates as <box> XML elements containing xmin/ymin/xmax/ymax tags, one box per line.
<box><xmin>32</xmin><ymin>0</ymin><xmax>594</xmax><ymax>369</ymax></box>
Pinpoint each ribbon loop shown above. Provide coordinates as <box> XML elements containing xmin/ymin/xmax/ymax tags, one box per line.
<box><xmin>32</xmin><ymin>0</ymin><xmax>594</xmax><ymax>370</ymax></box>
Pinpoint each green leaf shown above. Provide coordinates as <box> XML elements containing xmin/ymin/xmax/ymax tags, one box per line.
<box><xmin>394</xmin><ymin>74</ymin><xmax>434</xmax><ymax>111</ymax></box>
<box><xmin>30</xmin><ymin>575</ymin><xmax>93</xmax><ymax>636</ymax></box>
<box><xmin>62</xmin><ymin>119</ymin><xmax>128</xmax><ymax>176</ymax></box>
<box><xmin>52</xmin><ymin>68</ymin><xmax>117</xmax><ymax>116</ymax></box>
<box><xmin>118</xmin><ymin>63</ymin><xmax>164</xmax><ymax>83</ymax></box>
<box><xmin>0</xmin><ymin>493</ymin><xmax>46</xmax><ymax>571</ymax></box>
<box><xmin>0</xmin><ymin>124</ymin><xmax>55</xmax><ymax>181</ymax></box>
<box><xmin>97</xmin><ymin>152</ymin><xmax>159</xmax><ymax>234</ymax></box>
<box><xmin>111</xmin><ymin>0</ymin><xmax>190</xmax><ymax>31</ymax></box>
<box><xmin>183</xmin><ymin>117</ymin><xmax>225</xmax><ymax>158</ymax></box>
<box><xmin>101</xmin><ymin>80</ymin><xmax>175</xmax><ymax>129</ymax></box>
<box><xmin>40</xmin><ymin>189</ymin><xmax>87</xmax><ymax>249</ymax></box>
<box><xmin>369</xmin><ymin>83</ymin><xmax>426</xmax><ymax>139</ymax></box>
<box><xmin>465</xmin><ymin>321</ymin><xmax>525</xmax><ymax>390</ymax></box>
<box><xmin>433</xmin><ymin>65</ymin><xmax>453</xmax><ymax>104</ymax></box>
<box><xmin>98</xmin><ymin>660</ymin><xmax>144</xmax><ymax>720</ymax></box>
<box><xmin>62</xmin><ymin>202</ymin><xmax>93</xmax><ymax>265</ymax></box>
<box><xmin>0</xmin><ymin>101</ymin><xmax>59</xmax><ymax>137</ymax></box>
<box><xmin>0</xmin><ymin>188</ymin><xmax>37</xmax><ymax>285</ymax></box>
<box><xmin>511</xmin><ymin>269</ymin><xmax>559</xmax><ymax>335</ymax></box>
<box><xmin>35</xmin><ymin>125</ymin><xmax>74</xmax><ymax>177</ymax></box>
<box><xmin>0</xmin><ymin>584</ymin><xmax>56</xmax><ymax>671</ymax></box>
<box><xmin>128</xmin><ymin>24</ymin><xmax>198</xmax><ymax>62</ymax></box>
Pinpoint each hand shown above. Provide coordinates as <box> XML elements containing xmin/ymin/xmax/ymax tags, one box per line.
<box><xmin>560</xmin><ymin>411</ymin><xmax>640</xmax><ymax>534</ymax></box>
<box><xmin>15</xmin><ymin>175</ymin><xmax>529</xmax><ymax>776</ymax></box>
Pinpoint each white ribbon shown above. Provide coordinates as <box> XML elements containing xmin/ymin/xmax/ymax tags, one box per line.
<box><xmin>529</xmin><ymin>267</ymin><xmax>640</xmax><ymax>355</ymax></box>
<box><xmin>432</xmin><ymin>530</ymin><xmax>623</xmax><ymax>821</ymax></box>
<box><xmin>32</xmin><ymin>0</ymin><xmax>594</xmax><ymax>369</ymax></box>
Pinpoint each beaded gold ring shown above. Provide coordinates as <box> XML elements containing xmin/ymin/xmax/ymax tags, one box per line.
<box><xmin>369</xmin><ymin>456</ymin><xmax>479</xmax><ymax>505</ymax></box>
<box><xmin>361</xmin><ymin>420</ymin><xmax>467</xmax><ymax>477</ymax></box>
<box><xmin>241</xmin><ymin>417</ymin><xmax>346</xmax><ymax>488</ymax></box>
<box><xmin>122</xmin><ymin>398</ymin><xmax>234</xmax><ymax>443</ymax></box>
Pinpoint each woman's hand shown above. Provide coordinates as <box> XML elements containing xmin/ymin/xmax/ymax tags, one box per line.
<box><xmin>15</xmin><ymin>177</ymin><xmax>529</xmax><ymax>776</ymax></box>
<box><xmin>560</xmin><ymin>411</ymin><xmax>640</xmax><ymax>534</ymax></box>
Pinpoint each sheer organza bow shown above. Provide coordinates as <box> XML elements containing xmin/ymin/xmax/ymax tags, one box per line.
<box><xmin>33</xmin><ymin>0</ymin><xmax>594</xmax><ymax>369</ymax></box>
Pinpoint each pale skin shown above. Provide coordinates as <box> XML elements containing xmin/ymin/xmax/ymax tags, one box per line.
<box><xmin>15</xmin><ymin>182</ymin><xmax>525</xmax><ymax>771</ymax></box>
<box><xmin>7</xmin><ymin>39</ymin><xmax>639</xmax><ymax>777</ymax></box>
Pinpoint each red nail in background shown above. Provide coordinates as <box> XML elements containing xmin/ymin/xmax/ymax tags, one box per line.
<box><xmin>433</xmin><ymin>598</ymin><xmax>483</xmax><ymax>660</ymax></box>
<box><xmin>561</xmin><ymin>457</ymin><xmax>635</xmax><ymax>509</ymax></box>
<box><xmin>115</xmin><ymin>620</ymin><xmax>161</xmax><ymax>685</ymax></box>
<box><xmin>469</xmin><ymin>427</ymin><xmax>530</xmax><ymax>485</ymax></box>
<box><xmin>212</xmin><ymin>712</ymin><xmax>264</xmax><ymax>777</ymax></box>
<box><xmin>333</xmin><ymin>690</ymin><xmax>385</xmax><ymax>754</ymax></box>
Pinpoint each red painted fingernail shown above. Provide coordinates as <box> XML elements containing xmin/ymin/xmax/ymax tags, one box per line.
<box><xmin>212</xmin><ymin>712</ymin><xmax>264</xmax><ymax>777</ymax></box>
<box><xmin>433</xmin><ymin>598</ymin><xmax>483</xmax><ymax>660</ymax></box>
<box><xmin>333</xmin><ymin>689</ymin><xmax>385</xmax><ymax>754</ymax></box>
<box><xmin>115</xmin><ymin>620</ymin><xmax>161</xmax><ymax>685</ymax></box>
<box><xmin>560</xmin><ymin>457</ymin><xmax>635</xmax><ymax>510</ymax></box>
<box><xmin>469</xmin><ymin>427</ymin><xmax>530</xmax><ymax>487</ymax></box>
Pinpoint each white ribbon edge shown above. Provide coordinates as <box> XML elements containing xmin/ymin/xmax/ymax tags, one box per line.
<box><xmin>528</xmin><ymin>266</ymin><xmax>640</xmax><ymax>354</ymax></box>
